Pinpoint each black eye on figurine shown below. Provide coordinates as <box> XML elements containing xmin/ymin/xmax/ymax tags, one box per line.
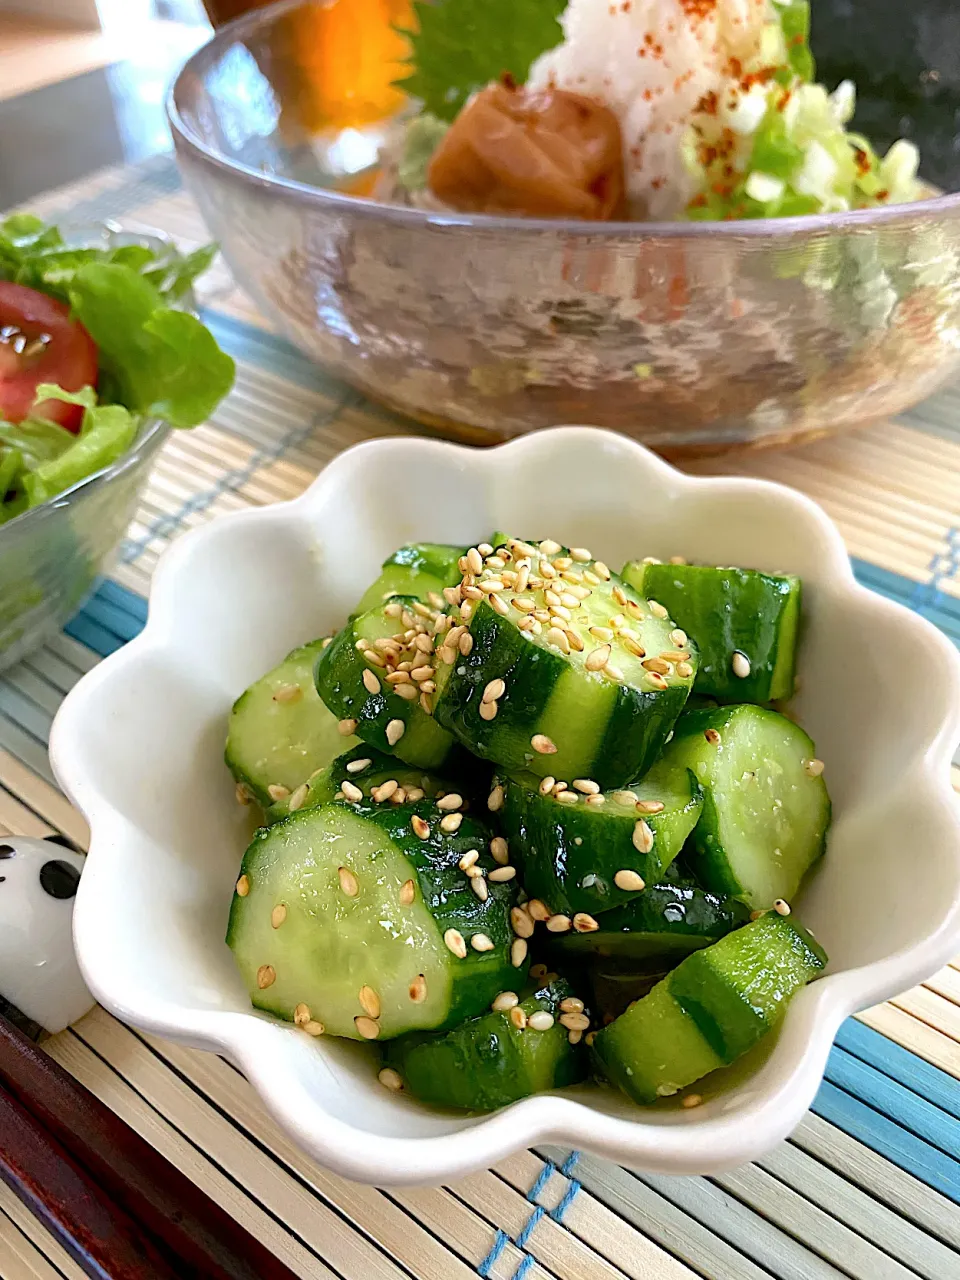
<box><xmin>0</xmin><ymin>836</ymin><xmax>94</xmax><ymax>1040</ymax></box>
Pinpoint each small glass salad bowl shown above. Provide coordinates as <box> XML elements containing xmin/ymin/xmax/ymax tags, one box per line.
<box><xmin>168</xmin><ymin>1</ymin><xmax>960</xmax><ymax>456</ymax></box>
<box><xmin>0</xmin><ymin>221</ymin><xmax>233</xmax><ymax>672</ymax></box>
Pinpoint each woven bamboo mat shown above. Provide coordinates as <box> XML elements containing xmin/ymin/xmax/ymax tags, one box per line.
<box><xmin>1</xmin><ymin>154</ymin><xmax>959</xmax><ymax>1280</ymax></box>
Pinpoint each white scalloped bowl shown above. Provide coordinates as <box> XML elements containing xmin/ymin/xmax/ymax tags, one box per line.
<box><xmin>49</xmin><ymin>428</ymin><xmax>960</xmax><ymax>1185</ymax></box>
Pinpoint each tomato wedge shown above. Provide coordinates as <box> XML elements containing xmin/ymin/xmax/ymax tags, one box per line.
<box><xmin>0</xmin><ymin>282</ymin><xmax>98</xmax><ymax>433</ymax></box>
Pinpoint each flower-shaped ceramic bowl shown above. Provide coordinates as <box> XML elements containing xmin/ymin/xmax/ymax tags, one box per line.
<box><xmin>49</xmin><ymin>428</ymin><xmax>960</xmax><ymax>1185</ymax></box>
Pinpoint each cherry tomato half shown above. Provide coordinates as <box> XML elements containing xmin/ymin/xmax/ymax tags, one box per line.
<box><xmin>0</xmin><ymin>282</ymin><xmax>98</xmax><ymax>433</ymax></box>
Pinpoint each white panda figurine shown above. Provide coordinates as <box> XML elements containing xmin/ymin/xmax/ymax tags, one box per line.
<box><xmin>0</xmin><ymin>836</ymin><xmax>94</xmax><ymax>1038</ymax></box>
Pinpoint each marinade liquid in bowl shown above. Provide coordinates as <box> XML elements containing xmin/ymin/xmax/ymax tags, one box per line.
<box><xmin>169</xmin><ymin>0</ymin><xmax>960</xmax><ymax>454</ymax></box>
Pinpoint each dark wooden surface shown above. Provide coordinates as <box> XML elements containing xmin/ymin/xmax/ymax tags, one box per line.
<box><xmin>0</xmin><ymin>1016</ymin><xmax>300</xmax><ymax>1280</ymax></box>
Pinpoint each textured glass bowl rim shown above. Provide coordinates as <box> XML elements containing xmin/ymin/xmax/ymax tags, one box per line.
<box><xmin>0</xmin><ymin>415</ymin><xmax>168</xmax><ymax>542</ymax></box>
<box><xmin>168</xmin><ymin>0</ymin><xmax>960</xmax><ymax>239</ymax></box>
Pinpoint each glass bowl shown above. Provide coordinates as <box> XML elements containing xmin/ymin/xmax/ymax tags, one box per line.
<box><xmin>0</xmin><ymin>224</ymin><xmax>177</xmax><ymax>673</ymax></box>
<box><xmin>168</xmin><ymin>0</ymin><xmax>960</xmax><ymax>456</ymax></box>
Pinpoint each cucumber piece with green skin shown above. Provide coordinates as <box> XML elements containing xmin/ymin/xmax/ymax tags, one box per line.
<box><xmin>593</xmin><ymin>913</ymin><xmax>826</xmax><ymax>1103</ymax></box>
<box><xmin>663</xmin><ymin>705</ymin><xmax>830</xmax><ymax>911</ymax></box>
<box><xmin>551</xmin><ymin>881</ymin><xmax>752</xmax><ymax>962</ymax></box>
<box><xmin>316</xmin><ymin>595</ymin><xmax>456</xmax><ymax>770</ymax></box>
<box><xmin>227</xmin><ymin>800</ymin><xmax>524</xmax><ymax>1041</ymax></box>
<box><xmin>264</xmin><ymin>744</ymin><xmax>470</xmax><ymax>823</ymax></box>
<box><xmin>383</xmin><ymin>979</ymin><xmax>588</xmax><ymax>1111</ymax></box>
<box><xmin>354</xmin><ymin>543</ymin><xmax>465</xmax><ymax>616</ymax></box>
<box><xmin>433</xmin><ymin>538</ymin><xmax>698</xmax><ymax>790</ymax></box>
<box><xmin>225</xmin><ymin>638</ymin><xmax>359</xmax><ymax>808</ymax></box>
<box><xmin>495</xmin><ymin>760</ymin><xmax>703</xmax><ymax>917</ymax></box>
<box><xmin>621</xmin><ymin>562</ymin><xmax>800</xmax><ymax>704</ymax></box>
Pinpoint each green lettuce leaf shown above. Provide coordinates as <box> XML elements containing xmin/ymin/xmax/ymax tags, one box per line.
<box><xmin>396</xmin><ymin>0</ymin><xmax>566</xmax><ymax>122</ymax></box>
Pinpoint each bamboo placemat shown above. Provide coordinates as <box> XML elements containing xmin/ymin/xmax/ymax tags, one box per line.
<box><xmin>1</xmin><ymin>154</ymin><xmax>959</xmax><ymax>1280</ymax></box>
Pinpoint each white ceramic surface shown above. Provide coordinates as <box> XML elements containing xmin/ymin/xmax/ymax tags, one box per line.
<box><xmin>50</xmin><ymin>428</ymin><xmax>960</xmax><ymax>1185</ymax></box>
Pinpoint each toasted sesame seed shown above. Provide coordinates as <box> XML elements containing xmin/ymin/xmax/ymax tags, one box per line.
<box><xmin>633</xmin><ymin>820</ymin><xmax>655</xmax><ymax>854</ymax></box>
<box><xmin>467</xmin><ymin>547</ymin><xmax>484</xmax><ymax>574</ymax></box>
<box><xmin>286</xmin><ymin>783</ymin><xmax>308</xmax><ymax>813</ymax></box>
<box><xmin>398</xmin><ymin>879</ymin><xmax>416</xmax><ymax>907</ymax></box>
<box><xmin>670</xmin><ymin>629</ymin><xmax>688</xmax><ymax>647</ymax></box>
<box><xmin>303</xmin><ymin>1019</ymin><xmax>325</xmax><ymax>1036</ymax></box>
<box><xmin>529</xmin><ymin>1011</ymin><xmax>555</xmax><ymax>1031</ymax></box>
<box><xmin>557</xmin><ymin>790</ymin><xmax>579</xmax><ymax>805</ymax></box>
<box><xmin>460</xmin><ymin>601</ymin><xmax>475</xmax><ymax>621</ymax></box>
<box><xmin>394</xmin><ymin>683</ymin><xmax>418</xmax><ymax>701</ymax></box>
<box><xmin>392</xmin><ymin>788</ymin><xmax>408</xmax><ymax>804</ymax></box>
<box><xmin>294</xmin><ymin>1003</ymin><xmax>311</xmax><ymax>1026</ymax></box>
<box><xmin>592</xmin><ymin>560</ymin><xmax>610</xmax><ymax>580</ymax></box>
<box><xmin>410</xmin><ymin>665</ymin><xmax>434</xmax><ymax>683</ymax></box>
<box><xmin>355</xmin><ymin>1016</ymin><xmax>380</xmax><ymax>1040</ymax></box>
<box><xmin>531</xmin><ymin>734</ymin><xmax>558</xmax><ymax>755</ymax></box>
<box><xmin>443</xmin><ymin>928</ymin><xmax>467</xmax><ymax>959</ymax></box>
<box><xmin>804</xmin><ymin>758</ymin><xmax>824</xmax><ymax>778</ymax></box>
<box><xmin>674</xmin><ymin>661</ymin><xmax>692</xmax><ymax>678</ymax></box>
<box><xmin>546</xmin><ymin>914</ymin><xmax>572</xmax><ymax>933</ymax></box>
<box><xmin>489</xmin><ymin>866</ymin><xmax>517</xmax><ymax>882</ymax></box>
<box><xmin>267</xmin><ymin>783</ymin><xmax>291</xmax><ymax>802</ymax></box>
<box><xmin>773</xmin><ymin>899</ymin><xmax>791</xmax><ymax>916</ymax></box>
<box><xmin>554</xmin><ymin>557</ymin><xmax>573</xmax><ymax>571</ymax></box>
<box><xmin>569</xmin><ymin>546</ymin><xmax>591</xmax><ymax>562</ymax></box>
<box><xmin>257</xmin><ymin>965</ymin><xmax>276</xmax><ymax>990</ymax></box>
<box><xmin>493</xmin><ymin>991</ymin><xmax>519</xmax><ymax>1012</ymax></box>
<box><xmin>649</xmin><ymin>600</ymin><xmax>669</xmax><ymax>619</ymax></box>
<box><xmin>546</xmin><ymin>626</ymin><xmax>570</xmax><ymax>654</ymax></box>
<box><xmin>647</xmin><ymin>671</ymin><xmax>669</xmax><ymax>690</ymax></box>
<box><xmin>358</xmin><ymin>985</ymin><xmax>381</xmax><ymax>1018</ymax></box>
<box><xmin>560</xmin><ymin>996</ymin><xmax>585</xmax><ymax>1014</ymax></box>
<box><xmin>605</xmin><ymin>663</ymin><xmax>626</xmax><ymax>682</ymax></box>
<box><xmin>479</xmin><ymin>700</ymin><xmax>499</xmax><ymax>721</ymax></box>
<box><xmin>411</xmin><ymin>815</ymin><xmax>430</xmax><ymax>840</ymax></box>
<box><xmin>704</xmin><ymin>728</ymin><xmax>722</xmax><ymax>746</ymax></box>
<box><xmin>642</xmin><ymin>657</ymin><xmax>670</xmax><ymax>675</ymax></box>
<box><xmin>235</xmin><ymin>782</ymin><xmax>253</xmax><ymax>806</ymax></box>
<box><xmin>471</xmin><ymin>876</ymin><xmax>489</xmax><ymax>902</ymax></box>
<box><xmin>406</xmin><ymin>787</ymin><xmax>425</xmax><ymax>802</ymax></box>
<box><xmin>272</xmin><ymin>683</ymin><xmax>302</xmax><ymax>705</ymax></box>
<box><xmin>440</xmin><ymin>813</ymin><xmax>463</xmax><ymax>834</ymax></box>
<box><xmin>527</xmin><ymin>899</ymin><xmax>551</xmax><ymax>922</ymax></box>
<box><xmin>510</xmin><ymin>1005</ymin><xmax>528</xmax><ymax>1029</ymax></box>
<box><xmin>338</xmin><ymin>866</ymin><xmax>359</xmax><ymax>897</ymax></box>
<box><xmin>573</xmin><ymin>778</ymin><xmax>600</xmax><ymax>795</ymax></box>
<box><xmin>361</xmin><ymin>668</ymin><xmax>380</xmax><ymax>694</ymax></box>
<box><xmin>612</xmin><ymin>584</ymin><xmax>628</xmax><ymax>606</ymax></box>
<box><xmin>560</xmin><ymin>1011</ymin><xmax>591</xmax><ymax>1031</ymax></box>
<box><xmin>529</xmin><ymin>963</ymin><xmax>549</xmax><ymax>982</ymax></box>
<box><xmin>386</xmin><ymin>719</ymin><xmax>405</xmax><ymax>746</ymax></box>
<box><xmin>635</xmin><ymin>799</ymin><xmax>665</xmax><ymax>815</ymax></box>
<box><xmin>511</xmin><ymin>906</ymin><xmax>534</xmax><ymax>938</ymax></box>
<box><xmin>346</xmin><ymin>757</ymin><xmax>373</xmax><ymax>775</ymax></box>
<box><xmin>489</xmin><ymin>593</ymin><xmax>510</xmax><ymax>616</ymax></box>
<box><xmin>612</xmin><ymin>790</ymin><xmax>638</xmax><ymax>805</ymax></box>
<box><xmin>585</xmin><ymin>794</ymin><xmax>606</xmax><ymax>806</ymax></box>
<box><xmin>459</xmin><ymin>849</ymin><xmax>480</xmax><ymax>873</ymax></box>
<box><xmin>511</xmin><ymin>937</ymin><xmax>529</xmax><ymax>967</ymax></box>
<box><xmin>432</xmin><ymin>795</ymin><xmax>461</xmax><ymax>816</ymax></box>
<box><xmin>586</xmin><ymin>643</ymin><xmax>612</xmax><ymax>672</ymax></box>
<box><xmin>371</xmin><ymin>779</ymin><xmax>398</xmax><ymax>803</ymax></box>
<box><xmin>615</xmin><ymin>869</ymin><xmax>646</xmax><ymax>892</ymax></box>
<box><xmin>488</xmin><ymin>784</ymin><xmax>505</xmax><ymax>812</ymax></box>
<box><xmin>405</xmin><ymin>973</ymin><xmax>427</xmax><ymax>1004</ymax></box>
<box><xmin>621</xmin><ymin>637</ymin><xmax>647</xmax><ymax>659</ymax></box>
<box><xmin>481</xmin><ymin>578</ymin><xmax>505</xmax><ymax>594</ymax></box>
<box><xmin>660</xmin><ymin>650</ymin><xmax>691</xmax><ymax>664</ymax></box>
<box><xmin>271</xmin><ymin>904</ymin><xmax>287</xmax><ymax>929</ymax></box>
<box><xmin>341</xmin><ymin>780</ymin><xmax>363</xmax><ymax>803</ymax></box>
<box><xmin>589</xmin><ymin>625</ymin><xmax>614</xmax><ymax>642</ymax></box>
<box><xmin>379</xmin><ymin>1067</ymin><xmax>403</xmax><ymax>1092</ymax></box>
<box><xmin>731</xmin><ymin>651</ymin><xmax>751</xmax><ymax>679</ymax></box>
<box><xmin>538</xmin><ymin>539</ymin><xmax>560</xmax><ymax>555</ymax></box>
<box><xmin>682</xmin><ymin>1093</ymin><xmax>703</xmax><ymax>1109</ymax></box>
<box><xmin>538</xmin><ymin>775</ymin><xmax>556</xmax><ymax>796</ymax></box>
<box><xmin>540</xmin><ymin>561</ymin><xmax>557</xmax><ymax>580</ymax></box>
<box><xmin>471</xmin><ymin>932</ymin><xmax>495</xmax><ymax>951</ymax></box>
<box><xmin>236</xmin><ymin>874</ymin><xmax>251</xmax><ymax>897</ymax></box>
<box><xmin>364</xmin><ymin>648</ymin><xmax>387</xmax><ymax>668</ymax></box>
<box><xmin>551</xmin><ymin>606</ymin><xmax>572</xmax><ymax>623</ymax></box>
<box><xmin>486</xmin><ymin>834</ymin><xmax>507</xmax><ymax>864</ymax></box>
<box><xmin>573</xmin><ymin>912</ymin><xmax>600</xmax><ymax>933</ymax></box>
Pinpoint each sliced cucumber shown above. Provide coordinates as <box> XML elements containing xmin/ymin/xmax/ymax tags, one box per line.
<box><xmin>383</xmin><ymin>979</ymin><xmax>588</xmax><ymax>1111</ymax></box>
<box><xmin>622</xmin><ymin>562</ymin><xmax>800</xmax><ymax>704</ymax></box>
<box><xmin>316</xmin><ymin>595</ymin><xmax>456</xmax><ymax>770</ymax></box>
<box><xmin>496</xmin><ymin>759</ymin><xmax>702</xmax><ymax>917</ymax></box>
<box><xmin>355</xmin><ymin>543</ymin><xmax>465</xmax><ymax>616</ymax></box>
<box><xmin>264</xmin><ymin>744</ymin><xmax>458</xmax><ymax>823</ymax></box>
<box><xmin>551</xmin><ymin>881</ymin><xmax>751</xmax><ymax>962</ymax></box>
<box><xmin>593</xmin><ymin>913</ymin><xmax>826</xmax><ymax>1103</ymax></box>
<box><xmin>586</xmin><ymin>962</ymin><xmax>668</xmax><ymax>1022</ymax></box>
<box><xmin>433</xmin><ymin>538</ymin><xmax>698</xmax><ymax>790</ymax></box>
<box><xmin>663</xmin><ymin>705</ymin><xmax>830</xmax><ymax>910</ymax></box>
<box><xmin>227</xmin><ymin>800</ymin><xmax>523</xmax><ymax>1040</ymax></box>
<box><xmin>225</xmin><ymin>638</ymin><xmax>358</xmax><ymax>808</ymax></box>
